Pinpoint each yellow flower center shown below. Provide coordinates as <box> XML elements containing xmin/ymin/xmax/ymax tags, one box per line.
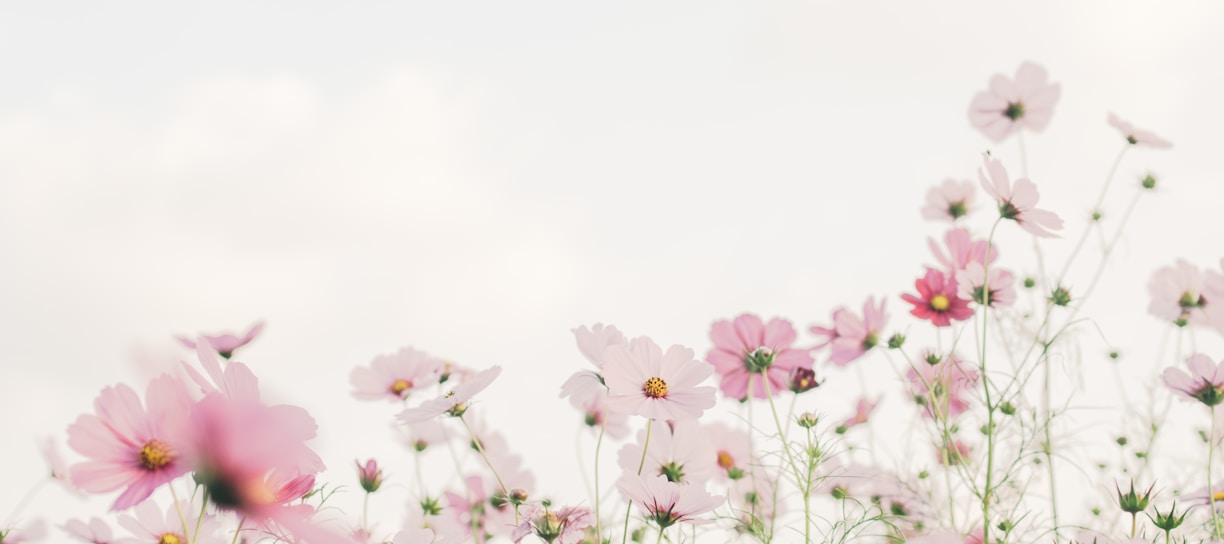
<box><xmin>139</xmin><ymin>439</ymin><xmax>174</xmax><ymax>471</ymax></box>
<box><xmin>643</xmin><ymin>376</ymin><xmax>668</xmax><ymax>398</ymax></box>
<box><xmin>716</xmin><ymin>450</ymin><xmax>735</xmax><ymax>470</ymax></box>
<box><xmin>158</xmin><ymin>533</ymin><xmax>184</xmax><ymax>544</ymax></box>
<box><xmin>389</xmin><ymin>378</ymin><xmax>412</xmax><ymax>395</ymax></box>
<box><xmin>930</xmin><ymin>294</ymin><xmax>950</xmax><ymax>311</ymax></box>
<box><xmin>1214</xmin><ymin>491</ymin><xmax>1224</xmax><ymax>501</ymax></box>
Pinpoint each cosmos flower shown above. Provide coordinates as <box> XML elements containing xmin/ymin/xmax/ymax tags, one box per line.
<box><xmin>1108</xmin><ymin>113</ymin><xmax>1172</xmax><ymax>148</ymax></box>
<box><xmin>1148</xmin><ymin>260</ymin><xmax>1210</xmax><ymax>327</ymax></box>
<box><xmin>706</xmin><ymin>314</ymin><xmax>814</xmax><ymax>400</ymax></box>
<box><xmin>907</xmin><ymin>352</ymin><xmax>979</xmax><ymax>419</ymax></box>
<box><xmin>921</xmin><ymin>179</ymin><xmax>976</xmax><ymax>222</ymax></box>
<box><xmin>510</xmin><ymin>504</ymin><xmax>592</xmax><ymax>544</ymax></box>
<box><xmin>604</xmin><ymin>337</ymin><xmax>716</xmax><ymax>420</ymax></box>
<box><xmin>968</xmin><ymin>61</ymin><xmax>1060</xmax><ymax>142</ymax></box>
<box><xmin>617</xmin><ymin>420</ymin><xmax>715</xmax><ymax>485</ymax></box>
<box><xmin>929</xmin><ymin>228</ymin><xmax>997</xmax><ymax>273</ymax></box>
<box><xmin>837</xmin><ymin>397</ymin><xmax>879</xmax><ymax>433</ymax></box>
<box><xmin>616</xmin><ymin>474</ymin><xmax>723</xmax><ymax>529</ymax></box>
<box><xmin>704</xmin><ymin>421</ymin><xmax>751</xmax><ymax>481</ymax></box>
<box><xmin>811</xmin><ymin>298</ymin><xmax>887</xmax><ymax>366</ymax></box>
<box><xmin>62</xmin><ymin>517</ymin><xmax>113</xmax><ymax>544</ymax></box>
<box><xmin>176</xmin><ymin>322</ymin><xmax>264</xmax><ymax>359</ymax></box>
<box><xmin>956</xmin><ymin>262</ymin><xmax>1017</xmax><ymax>308</ymax></box>
<box><xmin>398</xmin><ymin>366</ymin><xmax>503</xmax><ymax>424</ymax></box>
<box><xmin>979</xmin><ymin>155</ymin><xmax>1063</xmax><ymax>238</ymax></box>
<box><xmin>1163</xmin><ymin>354</ymin><xmax>1224</xmax><ymax>406</ymax></box>
<box><xmin>901</xmin><ymin>268</ymin><xmax>974</xmax><ymax>327</ymax></box>
<box><xmin>350</xmin><ymin>346</ymin><xmax>444</xmax><ymax>402</ymax></box>
<box><xmin>114</xmin><ymin>499</ymin><xmax>222</xmax><ymax>544</ymax></box>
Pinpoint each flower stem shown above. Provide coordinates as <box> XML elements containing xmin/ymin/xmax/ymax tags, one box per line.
<box><xmin>193</xmin><ymin>488</ymin><xmax>210</xmax><ymax>544</ymax></box>
<box><xmin>594</xmin><ymin>391</ymin><xmax>609</xmax><ymax>543</ymax></box>
<box><xmin>622</xmin><ymin>419</ymin><xmax>654</xmax><ymax>544</ymax></box>
<box><xmin>1210</xmin><ymin>405</ymin><xmax>1220</xmax><ymax>539</ymax></box>
<box><xmin>979</xmin><ymin>218</ymin><xmax>1002</xmax><ymax>544</ymax></box>
<box><xmin>169</xmin><ymin>485</ymin><xmax>192</xmax><ymax>543</ymax></box>
<box><xmin>761</xmin><ymin>372</ymin><xmax>807</xmax><ymax>543</ymax></box>
<box><xmin>231</xmin><ymin>517</ymin><xmax>245</xmax><ymax>544</ymax></box>
<box><xmin>458</xmin><ymin>415</ymin><xmax>517</xmax><ymax>526</ymax></box>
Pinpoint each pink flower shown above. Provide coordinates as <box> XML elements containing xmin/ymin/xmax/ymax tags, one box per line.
<box><xmin>979</xmin><ymin>156</ymin><xmax>1063</xmax><ymax>237</ymax></box>
<box><xmin>66</xmin><ymin>375</ymin><xmax>194</xmax><ymax>511</ymax></box>
<box><xmin>1108</xmin><ymin>112</ymin><xmax>1171</xmax><ymax>148</ymax></box>
<box><xmin>811</xmin><ymin>298</ymin><xmax>887</xmax><ymax>366</ymax></box>
<box><xmin>616</xmin><ymin>474</ymin><xmax>724</xmax><ymax>528</ymax></box>
<box><xmin>929</xmin><ymin>228</ymin><xmax>997</xmax><ymax>273</ymax></box>
<box><xmin>62</xmin><ymin>518</ymin><xmax>113</xmax><ymax>544</ymax></box>
<box><xmin>836</xmin><ymin>397</ymin><xmax>879</xmax><ymax>433</ymax></box>
<box><xmin>705</xmin><ymin>421</ymin><xmax>751</xmax><ymax>481</ymax></box>
<box><xmin>1163</xmin><ymin>354</ymin><xmax>1224</xmax><ymax>406</ymax></box>
<box><xmin>921</xmin><ymin>179</ymin><xmax>975</xmax><ymax>222</ymax></box>
<box><xmin>0</xmin><ymin>520</ymin><xmax>46</xmax><ymax>544</ymax></box>
<box><xmin>968</xmin><ymin>61</ymin><xmax>1060</xmax><ymax>142</ymax></box>
<box><xmin>510</xmin><ymin>504</ymin><xmax>592</xmax><ymax>544</ymax></box>
<box><xmin>907</xmin><ymin>352</ymin><xmax>979</xmax><ymax>419</ymax></box>
<box><xmin>398</xmin><ymin>366</ymin><xmax>502</xmax><ymax>424</ymax></box>
<box><xmin>1182</xmin><ymin>478</ymin><xmax>1224</xmax><ymax>508</ymax></box>
<box><xmin>604</xmin><ymin>337</ymin><xmax>716</xmax><ymax>420</ymax></box>
<box><xmin>1148</xmin><ymin>260</ymin><xmax>1210</xmax><ymax>327</ymax></box>
<box><xmin>577</xmin><ymin>392</ymin><xmax>630</xmax><ymax>440</ymax></box>
<box><xmin>356</xmin><ymin>459</ymin><xmax>383</xmax><ymax>493</ymax></box>
<box><xmin>901</xmin><ymin>268</ymin><xmax>974</xmax><ymax>327</ymax></box>
<box><xmin>400</xmin><ymin>419</ymin><xmax>449</xmax><ymax>452</ymax></box>
<box><xmin>560</xmin><ymin>324</ymin><xmax>629</xmax><ymax>409</ymax></box>
<box><xmin>350</xmin><ymin>346</ymin><xmax>444</xmax><ymax>402</ymax></box>
<box><xmin>176</xmin><ymin>321</ymin><xmax>264</xmax><ymax>358</ymax></box>
<box><xmin>706</xmin><ymin>314</ymin><xmax>814</xmax><ymax>400</ymax></box>
<box><xmin>39</xmin><ymin>437</ymin><xmax>79</xmax><ymax>493</ymax></box>
<box><xmin>444</xmin><ymin>475</ymin><xmax>516</xmax><ymax>543</ymax></box>
<box><xmin>115</xmin><ymin>499</ymin><xmax>222</xmax><ymax>544</ymax></box>
<box><xmin>618</xmin><ymin>420</ymin><xmax>715</xmax><ymax>485</ymax></box>
<box><xmin>937</xmin><ymin>439</ymin><xmax>972</xmax><ymax>466</ymax></box>
<box><xmin>956</xmin><ymin>262</ymin><xmax>1017</xmax><ymax>308</ymax></box>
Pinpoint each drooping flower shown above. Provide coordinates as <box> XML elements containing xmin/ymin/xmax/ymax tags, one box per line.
<box><xmin>398</xmin><ymin>366</ymin><xmax>503</xmax><ymax>424</ymax></box>
<box><xmin>968</xmin><ymin>61</ymin><xmax>1060</xmax><ymax>142</ymax></box>
<box><xmin>1148</xmin><ymin>260</ymin><xmax>1210</xmax><ymax>327</ymax></box>
<box><xmin>706</xmin><ymin>314</ymin><xmax>814</xmax><ymax>400</ymax></box>
<box><xmin>39</xmin><ymin>437</ymin><xmax>79</xmax><ymax>493</ymax></box>
<box><xmin>956</xmin><ymin>262</ymin><xmax>1017</xmax><ymax>308</ymax></box>
<box><xmin>114</xmin><ymin>498</ymin><xmax>222</xmax><ymax>544</ymax></box>
<box><xmin>901</xmin><ymin>268</ymin><xmax>974</xmax><ymax>327</ymax></box>
<box><xmin>616</xmin><ymin>474</ymin><xmax>724</xmax><ymax>528</ymax></box>
<box><xmin>510</xmin><ymin>504</ymin><xmax>592</xmax><ymax>544</ymax></box>
<box><xmin>62</xmin><ymin>518</ymin><xmax>113</xmax><ymax>544</ymax></box>
<box><xmin>176</xmin><ymin>321</ymin><xmax>264</xmax><ymax>359</ymax></box>
<box><xmin>604</xmin><ymin>337</ymin><xmax>716</xmax><ymax>420</ymax></box>
<box><xmin>836</xmin><ymin>397</ymin><xmax>879</xmax><ymax>433</ymax></box>
<box><xmin>618</xmin><ymin>420</ymin><xmax>715</xmax><ymax>485</ymax></box>
<box><xmin>66</xmin><ymin>375</ymin><xmax>194</xmax><ymax>511</ymax></box>
<box><xmin>1163</xmin><ymin>354</ymin><xmax>1224</xmax><ymax>406</ymax></box>
<box><xmin>921</xmin><ymin>179</ymin><xmax>976</xmax><ymax>222</ymax></box>
<box><xmin>979</xmin><ymin>155</ymin><xmax>1063</xmax><ymax>237</ymax></box>
<box><xmin>907</xmin><ymin>352</ymin><xmax>980</xmax><ymax>419</ymax></box>
<box><xmin>929</xmin><ymin>228</ymin><xmax>997</xmax><ymax>273</ymax></box>
<box><xmin>1108</xmin><ymin>113</ymin><xmax>1172</xmax><ymax>148</ymax></box>
<box><xmin>350</xmin><ymin>346</ymin><xmax>445</xmax><ymax>402</ymax></box>
<box><xmin>811</xmin><ymin>298</ymin><xmax>887</xmax><ymax>366</ymax></box>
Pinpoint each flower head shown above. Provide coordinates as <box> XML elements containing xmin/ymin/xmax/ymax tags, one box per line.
<box><xmin>811</xmin><ymin>298</ymin><xmax>887</xmax><ymax>366</ymax></box>
<box><xmin>1108</xmin><ymin>113</ymin><xmax>1171</xmax><ymax>148</ymax></box>
<box><xmin>115</xmin><ymin>498</ymin><xmax>222</xmax><ymax>544</ymax></box>
<box><xmin>62</xmin><ymin>518</ymin><xmax>113</xmax><ymax>544</ymax></box>
<box><xmin>705</xmin><ymin>421</ymin><xmax>751</xmax><ymax>481</ymax></box>
<box><xmin>618</xmin><ymin>420</ymin><xmax>716</xmax><ymax>485</ymax></box>
<box><xmin>176</xmin><ymin>321</ymin><xmax>264</xmax><ymax>359</ymax></box>
<box><xmin>929</xmin><ymin>228</ymin><xmax>997</xmax><ymax>273</ymax></box>
<box><xmin>907</xmin><ymin>352</ymin><xmax>979</xmax><ymax>419</ymax></box>
<box><xmin>968</xmin><ymin>61</ymin><xmax>1060</xmax><ymax>142</ymax></box>
<box><xmin>901</xmin><ymin>268</ymin><xmax>974</xmax><ymax>327</ymax></box>
<box><xmin>616</xmin><ymin>474</ymin><xmax>723</xmax><ymax>529</ymax></box>
<box><xmin>922</xmin><ymin>179</ymin><xmax>975</xmax><ymax>222</ymax></box>
<box><xmin>510</xmin><ymin>504</ymin><xmax>592</xmax><ymax>544</ymax></box>
<box><xmin>979</xmin><ymin>156</ymin><xmax>1063</xmax><ymax>237</ymax></box>
<box><xmin>350</xmin><ymin>346</ymin><xmax>444</xmax><ymax>402</ymax></box>
<box><xmin>356</xmin><ymin>459</ymin><xmax>383</xmax><ymax>493</ymax></box>
<box><xmin>604</xmin><ymin>337</ymin><xmax>716</xmax><ymax>420</ymax></box>
<box><xmin>707</xmin><ymin>314</ymin><xmax>814</xmax><ymax>399</ymax></box>
<box><xmin>398</xmin><ymin>366</ymin><xmax>503</xmax><ymax>424</ymax></box>
<box><xmin>1163</xmin><ymin>354</ymin><xmax>1224</xmax><ymax>406</ymax></box>
<box><xmin>956</xmin><ymin>262</ymin><xmax>1017</xmax><ymax>308</ymax></box>
<box><xmin>836</xmin><ymin>397</ymin><xmax>879</xmax><ymax>434</ymax></box>
<box><xmin>1148</xmin><ymin>260</ymin><xmax>1210</xmax><ymax>327</ymax></box>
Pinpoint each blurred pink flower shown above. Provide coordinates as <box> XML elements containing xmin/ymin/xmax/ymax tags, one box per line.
<box><xmin>837</xmin><ymin>397</ymin><xmax>879</xmax><ymax>433</ymax></box>
<box><xmin>707</xmin><ymin>314</ymin><xmax>814</xmax><ymax>399</ymax></box>
<box><xmin>921</xmin><ymin>179</ymin><xmax>975</xmax><ymax>222</ymax></box>
<box><xmin>398</xmin><ymin>366</ymin><xmax>503</xmax><ymax>424</ymax></box>
<box><xmin>66</xmin><ymin>375</ymin><xmax>194</xmax><ymax>511</ymax></box>
<box><xmin>907</xmin><ymin>352</ymin><xmax>979</xmax><ymax>419</ymax></box>
<box><xmin>1163</xmin><ymin>353</ymin><xmax>1224</xmax><ymax>406</ymax></box>
<box><xmin>574</xmin><ymin>323</ymin><xmax>628</xmax><ymax>368</ymax></box>
<box><xmin>350</xmin><ymin>346</ymin><xmax>444</xmax><ymax>402</ymax></box>
<box><xmin>811</xmin><ymin>297</ymin><xmax>887</xmax><ymax>366</ymax></box>
<box><xmin>604</xmin><ymin>337</ymin><xmax>715</xmax><ymax>420</ymax></box>
<box><xmin>400</xmin><ymin>419</ymin><xmax>449</xmax><ymax>452</ymax></box>
<box><xmin>0</xmin><ymin>520</ymin><xmax>46</xmax><ymax>544</ymax></box>
<box><xmin>968</xmin><ymin>61</ymin><xmax>1060</xmax><ymax>142</ymax></box>
<box><xmin>445</xmin><ymin>475</ymin><xmax>516</xmax><ymax>544</ymax></box>
<box><xmin>1148</xmin><ymin>259</ymin><xmax>1210</xmax><ymax>327</ymax></box>
<box><xmin>39</xmin><ymin>437</ymin><xmax>79</xmax><ymax>493</ymax></box>
<box><xmin>176</xmin><ymin>321</ymin><xmax>264</xmax><ymax>359</ymax></box>
<box><xmin>929</xmin><ymin>228</ymin><xmax>997</xmax><ymax>273</ymax></box>
<box><xmin>979</xmin><ymin>155</ymin><xmax>1063</xmax><ymax>237</ymax></box>
<box><xmin>578</xmin><ymin>393</ymin><xmax>630</xmax><ymax>440</ymax></box>
<box><xmin>901</xmin><ymin>268</ymin><xmax>973</xmax><ymax>327</ymax></box>
<box><xmin>356</xmin><ymin>459</ymin><xmax>383</xmax><ymax>493</ymax></box>
<box><xmin>1108</xmin><ymin>112</ymin><xmax>1171</xmax><ymax>148</ymax></box>
<box><xmin>705</xmin><ymin>421</ymin><xmax>751</xmax><ymax>481</ymax></box>
<box><xmin>618</xmin><ymin>420</ymin><xmax>715</xmax><ymax>485</ymax></box>
<box><xmin>956</xmin><ymin>262</ymin><xmax>1016</xmax><ymax>308</ymax></box>
<box><xmin>115</xmin><ymin>499</ymin><xmax>222</xmax><ymax>544</ymax></box>
<box><xmin>510</xmin><ymin>504</ymin><xmax>592</xmax><ymax>544</ymax></box>
<box><xmin>62</xmin><ymin>518</ymin><xmax>113</xmax><ymax>544</ymax></box>
<box><xmin>616</xmin><ymin>474</ymin><xmax>723</xmax><ymax>528</ymax></box>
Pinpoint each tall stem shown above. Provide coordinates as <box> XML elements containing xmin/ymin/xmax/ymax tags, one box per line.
<box><xmin>193</xmin><ymin>488</ymin><xmax>210</xmax><ymax>544</ymax></box>
<box><xmin>1210</xmin><ymin>405</ymin><xmax>1220</xmax><ymax>539</ymax></box>
<box><xmin>458</xmin><ymin>415</ymin><xmax>517</xmax><ymax>525</ymax></box>
<box><xmin>169</xmin><ymin>485</ymin><xmax>192</xmax><ymax>543</ymax></box>
<box><xmin>594</xmin><ymin>391</ymin><xmax>609</xmax><ymax>543</ymax></box>
<box><xmin>761</xmin><ymin>373</ymin><xmax>807</xmax><ymax>543</ymax></box>
<box><xmin>979</xmin><ymin>218</ymin><xmax>1002</xmax><ymax>544</ymax></box>
<box><xmin>622</xmin><ymin>419</ymin><xmax>654</xmax><ymax>544</ymax></box>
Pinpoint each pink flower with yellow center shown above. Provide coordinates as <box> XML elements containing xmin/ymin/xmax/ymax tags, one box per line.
<box><xmin>707</xmin><ymin>314</ymin><xmax>814</xmax><ymax>400</ymax></box>
<box><xmin>604</xmin><ymin>337</ymin><xmax>716</xmax><ymax>420</ymax></box>
<box><xmin>115</xmin><ymin>499</ymin><xmax>223</xmax><ymax>544</ymax></box>
<box><xmin>901</xmin><ymin>268</ymin><xmax>973</xmax><ymax>327</ymax></box>
<box><xmin>350</xmin><ymin>346</ymin><xmax>444</xmax><ymax>402</ymax></box>
<box><xmin>968</xmin><ymin>61</ymin><xmax>1060</xmax><ymax>142</ymax></box>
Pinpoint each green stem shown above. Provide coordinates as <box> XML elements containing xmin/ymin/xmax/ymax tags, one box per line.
<box><xmin>458</xmin><ymin>415</ymin><xmax>517</xmax><ymax>525</ymax></box>
<box><xmin>980</xmin><ymin>218</ymin><xmax>1002</xmax><ymax>544</ymax></box>
<box><xmin>622</xmin><ymin>419</ymin><xmax>654</xmax><ymax>544</ymax></box>
<box><xmin>594</xmin><ymin>391</ymin><xmax>609</xmax><ymax>543</ymax></box>
<box><xmin>169</xmin><ymin>485</ymin><xmax>192</xmax><ymax>543</ymax></box>
<box><xmin>231</xmin><ymin>517</ymin><xmax>245</xmax><ymax>544</ymax></box>
<box><xmin>760</xmin><ymin>373</ymin><xmax>807</xmax><ymax>543</ymax></box>
<box><xmin>655</xmin><ymin>524</ymin><xmax>665</xmax><ymax>544</ymax></box>
<box><xmin>193</xmin><ymin>488</ymin><xmax>210</xmax><ymax>544</ymax></box>
<box><xmin>1210</xmin><ymin>405</ymin><xmax>1220</xmax><ymax>539</ymax></box>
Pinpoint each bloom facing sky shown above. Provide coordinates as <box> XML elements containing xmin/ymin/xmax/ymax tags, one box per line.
<box><xmin>616</xmin><ymin>474</ymin><xmax>723</xmax><ymax>529</ymax></box>
<box><xmin>604</xmin><ymin>337</ymin><xmax>716</xmax><ymax>420</ymax></box>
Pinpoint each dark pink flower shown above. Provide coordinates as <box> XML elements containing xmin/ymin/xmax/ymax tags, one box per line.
<box><xmin>176</xmin><ymin>321</ymin><xmax>264</xmax><ymax>359</ymax></box>
<box><xmin>901</xmin><ymin>269</ymin><xmax>974</xmax><ymax>327</ymax></box>
<box><xmin>1108</xmin><ymin>112</ymin><xmax>1171</xmax><ymax>148</ymax></box>
<box><xmin>707</xmin><ymin>314</ymin><xmax>814</xmax><ymax>400</ymax></box>
<box><xmin>968</xmin><ymin>61</ymin><xmax>1060</xmax><ymax>142</ymax></box>
<box><xmin>811</xmin><ymin>298</ymin><xmax>887</xmax><ymax>366</ymax></box>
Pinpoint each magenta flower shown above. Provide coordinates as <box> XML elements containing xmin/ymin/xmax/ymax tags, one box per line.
<box><xmin>968</xmin><ymin>61</ymin><xmax>1060</xmax><ymax>142</ymax></box>
<box><xmin>1148</xmin><ymin>260</ymin><xmax>1210</xmax><ymax>327</ymax></box>
<box><xmin>62</xmin><ymin>518</ymin><xmax>113</xmax><ymax>544</ymax></box>
<box><xmin>837</xmin><ymin>397</ymin><xmax>879</xmax><ymax>433</ymax></box>
<box><xmin>616</xmin><ymin>474</ymin><xmax>724</xmax><ymax>528</ymax></box>
<box><xmin>929</xmin><ymin>228</ymin><xmax>997</xmax><ymax>273</ymax></box>
<box><xmin>979</xmin><ymin>156</ymin><xmax>1063</xmax><ymax>237</ymax></box>
<box><xmin>604</xmin><ymin>337</ymin><xmax>715</xmax><ymax>420</ymax></box>
<box><xmin>66</xmin><ymin>375</ymin><xmax>194</xmax><ymax>511</ymax></box>
<box><xmin>1163</xmin><ymin>354</ymin><xmax>1224</xmax><ymax>406</ymax></box>
<box><xmin>956</xmin><ymin>262</ymin><xmax>1017</xmax><ymax>308</ymax></box>
<box><xmin>617</xmin><ymin>420</ymin><xmax>715</xmax><ymax>485</ymax></box>
<box><xmin>811</xmin><ymin>297</ymin><xmax>887</xmax><ymax>366</ymax></box>
<box><xmin>921</xmin><ymin>179</ymin><xmax>976</xmax><ymax>222</ymax></box>
<box><xmin>176</xmin><ymin>321</ymin><xmax>264</xmax><ymax>358</ymax></box>
<box><xmin>901</xmin><ymin>268</ymin><xmax>973</xmax><ymax>327</ymax></box>
<box><xmin>1108</xmin><ymin>112</ymin><xmax>1171</xmax><ymax>148</ymax></box>
<box><xmin>398</xmin><ymin>366</ymin><xmax>502</xmax><ymax>424</ymax></box>
<box><xmin>350</xmin><ymin>346</ymin><xmax>444</xmax><ymax>402</ymax></box>
<box><xmin>510</xmin><ymin>504</ymin><xmax>592</xmax><ymax>544</ymax></box>
<box><xmin>706</xmin><ymin>314</ymin><xmax>814</xmax><ymax>400</ymax></box>
<box><xmin>907</xmin><ymin>352</ymin><xmax>979</xmax><ymax>419</ymax></box>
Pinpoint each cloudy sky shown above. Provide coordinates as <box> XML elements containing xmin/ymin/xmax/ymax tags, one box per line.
<box><xmin>2</xmin><ymin>1</ymin><xmax>1223</xmax><ymax>539</ymax></box>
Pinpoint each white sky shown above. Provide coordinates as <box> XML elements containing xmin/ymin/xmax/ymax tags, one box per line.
<box><xmin>2</xmin><ymin>1</ymin><xmax>1224</xmax><ymax>541</ymax></box>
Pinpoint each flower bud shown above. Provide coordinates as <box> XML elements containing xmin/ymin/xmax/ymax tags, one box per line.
<box><xmin>356</xmin><ymin>459</ymin><xmax>383</xmax><ymax>493</ymax></box>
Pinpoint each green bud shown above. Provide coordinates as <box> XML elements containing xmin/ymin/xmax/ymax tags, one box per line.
<box><xmin>1023</xmin><ymin>277</ymin><xmax>1036</xmax><ymax>289</ymax></box>
<box><xmin>1116</xmin><ymin>480</ymin><xmax>1155</xmax><ymax>514</ymax></box>
<box><xmin>1049</xmin><ymin>286</ymin><xmax>1072</xmax><ymax>307</ymax></box>
<box><xmin>1142</xmin><ymin>175</ymin><xmax>1157</xmax><ymax>189</ymax></box>
<box><xmin>887</xmin><ymin>333</ymin><xmax>906</xmax><ymax>349</ymax></box>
